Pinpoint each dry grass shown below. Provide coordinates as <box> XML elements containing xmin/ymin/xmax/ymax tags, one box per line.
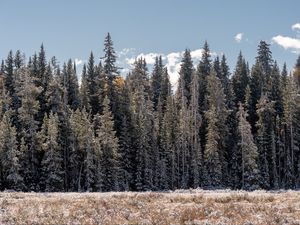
<box><xmin>0</xmin><ymin>189</ymin><xmax>300</xmax><ymax>224</ymax></box>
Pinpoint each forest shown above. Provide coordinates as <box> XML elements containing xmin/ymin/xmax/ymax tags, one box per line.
<box><xmin>0</xmin><ymin>33</ymin><xmax>299</xmax><ymax>192</ymax></box>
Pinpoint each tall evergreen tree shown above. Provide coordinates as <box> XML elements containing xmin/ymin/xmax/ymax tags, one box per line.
<box><xmin>237</xmin><ymin>103</ymin><xmax>259</xmax><ymax>190</ymax></box>
<box><xmin>176</xmin><ymin>49</ymin><xmax>193</xmax><ymax>104</ymax></box>
<box><xmin>38</xmin><ymin>113</ymin><xmax>64</xmax><ymax>191</ymax></box>
<box><xmin>0</xmin><ymin>111</ymin><xmax>24</xmax><ymax>190</ymax></box>
<box><xmin>151</xmin><ymin>56</ymin><xmax>164</xmax><ymax>110</ymax></box>
<box><xmin>256</xmin><ymin>94</ymin><xmax>275</xmax><ymax>189</ymax></box>
<box><xmin>86</xmin><ymin>52</ymin><xmax>101</xmax><ymax>116</ymax></box>
<box><xmin>96</xmin><ymin>96</ymin><xmax>120</xmax><ymax>191</ymax></box>
<box><xmin>293</xmin><ymin>56</ymin><xmax>300</xmax><ymax>87</ymax></box>
<box><xmin>204</xmin><ymin>69</ymin><xmax>228</xmax><ymax>187</ymax></box>
<box><xmin>17</xmin><ymin>68</ymin><xmax>41</xmax><ymax>190</ymax></box>
<box><xmin>232</xmin><ymin>52</ymin><xmax>249</xmax><ymax>105</ymax></box>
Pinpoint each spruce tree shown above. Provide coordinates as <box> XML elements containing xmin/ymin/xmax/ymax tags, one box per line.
<box><xmin>151</xmin><ymin>56</ymin><xmax>164</xmax><ymax>110</ymax></box>
<box><xmin>237</xmin><ymin>103</ymin><xmax>259</xmax><ymax>190</ymax></box>
<box><xmin>39</xmin><ymin>113</ymin><xmax>64</xmax><ymax>191</ymax></box>
<box><xmin>232</xmin><ymin>52</ymin><xmax>249</xmax><ymax>105</ymax></box>
<box><xmin>79</xmin><ymin>64</ymin><xmax>91</xmax><ymax>111</ymax></box>
<box><xmin>189</xmin><ymin>71</ymin><xmax>202</xmax><ymax>188</ymax></box>
<box><xmin>176</xmin><ymin>49</ymin><xmax>193</xmax><ymax>105</ymax></box>
<box><xmin>282</xmin><ymin>76</ymin><xmax>299</xmax><ymax>188</ymax></box>
<box><xmin>96</xmin><ymin>96</ymin><xmax>119</xmax><ymax>191</ymax></box>
<box><xmin>17</xmin><ymin>68</ymin><xmax>41</xmax><ymax>190</ymax></box>
<box><xmin>197</xmin><ymin>41</ymin><xmax>211</xmax><ymax>112</ymax></box>
<box><xmin>203</xmin><ymin>69</ymin><xmax>227</xmax><ymax>187</ymax></box>
<box><xmin>256</xmin><ymin>94</ymin><xmax>275</xmax><ymax>189</ymax></box>
<box><xmin>293</xmin><ymin>56</ymin><xmax>300</xmax><ymax>87</ymax></box>
<box><xmin>86</xmin><ymin>52</ymin><xmax>101</xmax><ymax>116</ymax></box>
<box><xmin>0</xmin><ymin>111</ymin><xmax>24</xmax><ymax>190</ymax></box>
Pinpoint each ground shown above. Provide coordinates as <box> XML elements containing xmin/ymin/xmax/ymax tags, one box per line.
<box><xmin>0</xmin><ymin>189</ymin><xmax>300</xmax><ymax>225</ymax></box>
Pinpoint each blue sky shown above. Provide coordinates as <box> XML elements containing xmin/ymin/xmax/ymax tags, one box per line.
<box><xmin>1</xmin><ymin>0</ymin><xmax>300</xmax><ymax>86</ymax></box>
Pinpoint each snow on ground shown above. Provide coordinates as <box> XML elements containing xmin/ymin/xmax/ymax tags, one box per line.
<box><xmin>0</xmin><ymin>189</ymin><xmax>300</xmax><ymax>224</ymax></box>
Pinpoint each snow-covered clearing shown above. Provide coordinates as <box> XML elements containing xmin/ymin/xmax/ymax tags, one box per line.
<box><xmin>0</xmin><ymin>189</ymin><xmax>300</xmax><ymax>224</ymax></box>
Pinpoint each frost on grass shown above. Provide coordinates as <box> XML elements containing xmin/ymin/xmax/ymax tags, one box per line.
<box><xmin>0</xmin><ymin>190</ymin><xmax>300</xmax><ymax>225</ymax></box>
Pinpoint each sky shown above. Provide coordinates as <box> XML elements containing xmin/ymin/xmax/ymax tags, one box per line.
<box><xmin>1</xmin><ymin>0</ymin><xmax>300</xmax><ymax>87</ymax></box>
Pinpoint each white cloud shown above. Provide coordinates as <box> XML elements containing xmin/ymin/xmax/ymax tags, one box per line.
<box><xmin>126</xmin><ymin>52</ymin><xmax>163</xmax><ymax>65</ymax></box>
<box><xmin>74</xmin><ymin>58</ymin><xmax>84</xmax><ymax>66</ymax></box>
<box><xmin>234</xmin><ymin>33</ymin><xmax>243</xmax><ymax>43</ymax></box>
<box><xmin>165</xmin><ymin>52</ymin><xmax>182</xmax><ymax>87</ymax></box>
<box><xmin>292</xmin><ymin>23</ymin><xmax>300</xmax><ymax>30</ymax></box>
<box><xmin>272</xmin><ymin>35</ymin><xmax>300</xmax><ymax>52</ymax></box>
<box><xmin>118</xmin><ymin>48</ymin><xmax>136</xmax><ymax>57</ymax></box>
<box><xmin>272</xmin><ymin>23</ymin><xmax>300</xmax><ymax>54</ymax></box>
<box><xmin>190</xmin><ymin>49</ymin><xmax>203</xmax><ymax>60</ymax></box>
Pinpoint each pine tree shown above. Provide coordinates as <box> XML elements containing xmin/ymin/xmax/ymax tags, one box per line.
<box><xmin>161</xmin><ymin>95</ymin><xmax>178</xmax><ymax>190</ymax></box>
<box><xmin>232</xmin><ymin>52</ymin><xmax>249</xmax><ymax>105</ymax></box>
<box><xmin>129</xmin><ymin>78</ymin><xmax>155</xmax><ymax>191</ymax></box>
<box><xmin>270</xmin><ymin>62</ymin><xmax>283</xmax><ymax>117</ymax></box>
<box><xmin>17</xmin><ymin>68</ymin><xmax>41</xmax><ymax>190</ymax></box>
<box><xmin>69</xmin><ymin>109</ymin><xmax>96</xmax><ymax>191</ymax></box>
<box><xmin>237</xmin><ymin>103</ymin><xmax>259</xmax><ymax>190</ymax></box>
<box><xmin>61</xmin><ymin>60</ymin><xmax>80</xmax><ymax>110</ymax></box>
<box><xmin>39</xmin><ymin>113</ymin><xmax>64</xmax><ymax>191</ymax></box>
<box><xmin>220</xmin><ymin>54</ymin><xmax>231</xmax><ymax>99</ymax></box>
<box><xmin>103</xmin><ymin>33</ymin><xmax>118</xmax><ymax>78</ymax></box>
<box><xmin>151</xmin><ymin>56</ymin><xmax>164</xmax><ymax>110</ymax></box>
<box><xmin>282</xmin><ymin>76</ymin><xmax>299</xmax><ymax>188</ymax></box>
<box><xmin>176</xmin><ymin>49</ymin><xmax>193</xmax><ymax>105</ymax></box>
<box><xmin>79</xmin><ymin>64</ymin><xmax>91</xmax><ymax>111</ymax></box>
<box><xmin>160</xmin><ymin>68</ymin><xmax>172</xmax><ymax>111</ymax></box>
<box><xmin>0</xmin><ymin>111</ymin><xmax>24</xmax><ymax>190</ymax></box>
<box><xmin>281</xmin><ymin>62</ymin><xmax>288</xmax><ymax>90</ymax></box>
<box><xmin>176</xmin><ymin>94</ymin><xmax>190</xmax><ymax>189</ymax></box>
<box><xmin>4</xmin><ymin>51</ymin><xmax>15</xmax><ymax>96</ymax></box>
<box><xmin>204</xmin><ymin>105</ymin><xmax>222</xmax><ymax>187</ymax></box>
<box><xmin>256</xmin><ymin>94</ymin><xmax>275</xmax><ymax>189</ymax></box>
<box><xmin>293</xmin><ymin>56</ymin><xmax>300</xmax><ymax>87</ymax></box>
<box><xmin>102</xmin><ymin>33</ymin><xmax>119</xmax><ymax>115</ymax></box>
<box><xmin>256</xmin><ymin>40</ymin><xmax>273</xmax><ymax>78</ymax></box>
<box><xmin>189</xmin><ymin>71</ymin><xmax>202</xmax><ymax>188</ymax></box>
<box><xmin>197</xmin><ymin>41</ymin><xmax>211</xmax><ymax>112</ymax></box>
<box><xmin>96</xmin><ymin>96</ymin><xmax>119</xmax><ymax>191</ymax></box>
<box><xmin>203</xmin><ymin>69</ymin><xmax>227</xmax><ymax>188</ymax></box>
<box><xmin>86</xmin><ymin>52</ymin><xmax>101</xmax><ymax>115</ymax></box>
<box><xmin>127</xmin><ymin>58</ymin><xmax>150</xmax><ymax>95</ymax></box>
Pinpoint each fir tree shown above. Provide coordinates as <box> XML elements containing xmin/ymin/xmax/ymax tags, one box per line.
<box><xmin>39</xmin><ymin>113</ymin><xmax>64</xmax><ymax>191</ymax></box>
<box><xmin>151</xmin><ymin>56</ymin><xmax>164</xmax><ymax>110</ymax></box>
<box><xmin>0</xmin><ymin>111</ymin><xmax>24</xmax><ymax>190</ymax></box>
<box><xmin>86</xmin><ymin>52</ymin><xmax>101</xmax><ymax>116</ymax></box>
<box><xmin>256</xmin><ymin>94</ymin><xmax>275</xmax><ymax>189</ymax></box>
<box><xmin>204</xmin><ymin>69</ymin><xmax>227</xmax><ymax>187</ymax></box>
<box><xmin>237</xmin><ymin>103</ymin><xmax>259</xmax><ymax>190</ymax></box>
<box><xmin>17</xmin><ymin>68</ymin><xmax>41</xmax><ymax>190</ymax></box>
<box><xmin>232</xmin><ymin>52</ymin><xmax>249</xmax><ymax>105</ymax></box>
<box><xmin>176</xmin><ymin>49</ymin><xmax>193</xmax><ymax>105</ymax></box>
<box><xmin>96</xmin><ymin>96</ymin><xmax>120</xmax><ymax>191</ymax></box>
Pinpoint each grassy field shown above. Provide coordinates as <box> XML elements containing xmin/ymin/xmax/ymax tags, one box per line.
<box><xmin>0</xmin><ymin>189</ymin><xmax>300</xmax><ymax>225</ymax></box>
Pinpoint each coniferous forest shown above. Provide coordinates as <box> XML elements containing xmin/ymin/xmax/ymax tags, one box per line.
<box><xmin>1</xmin><ymin>33</ymin><xmax>300</xmax><ymax>192</ymax></box>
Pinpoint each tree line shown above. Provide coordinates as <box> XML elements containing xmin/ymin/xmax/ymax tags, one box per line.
<box><xmin>0</xmin><ymin>33</ymin><xmax>299</xmax><ymax>192</ymax></box>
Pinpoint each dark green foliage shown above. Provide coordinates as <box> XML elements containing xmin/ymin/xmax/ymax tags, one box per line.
<box><xmin>232</xmin><ymin>52</ymin><xmax>249</xmax><ymax>105</ymax></box>
<box><xmin>176</xmin><ymin>49</ymin><xmax>193</xmax><ymax>104</ymax></box>
<box><xmin>0</xmin><ymin>111</ymin><xmax>24</xmax><ymax>191</ymax></box>
<box><xmin>151</xmin><ymin>56</ymin><xmax>164</xmax><ymax>110</ymax></box>
<box><xmin>237</xmin><ymin>104</ymin><xmax>260</xmax><ymax>190</ymax></box>
<box><xmin>0</xmin><ymin>38</ymin><xmax>300</xmax><ymax>192</ymax></box>
<box><xmin>39</xmin><ymin>113</ymin><xmax>64</xmax><ymax>191</ymax></box>
<box><xmin>95</xmin><ymin>96</ymin><xmax>119</xmax><ymax>191</ymax></box>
